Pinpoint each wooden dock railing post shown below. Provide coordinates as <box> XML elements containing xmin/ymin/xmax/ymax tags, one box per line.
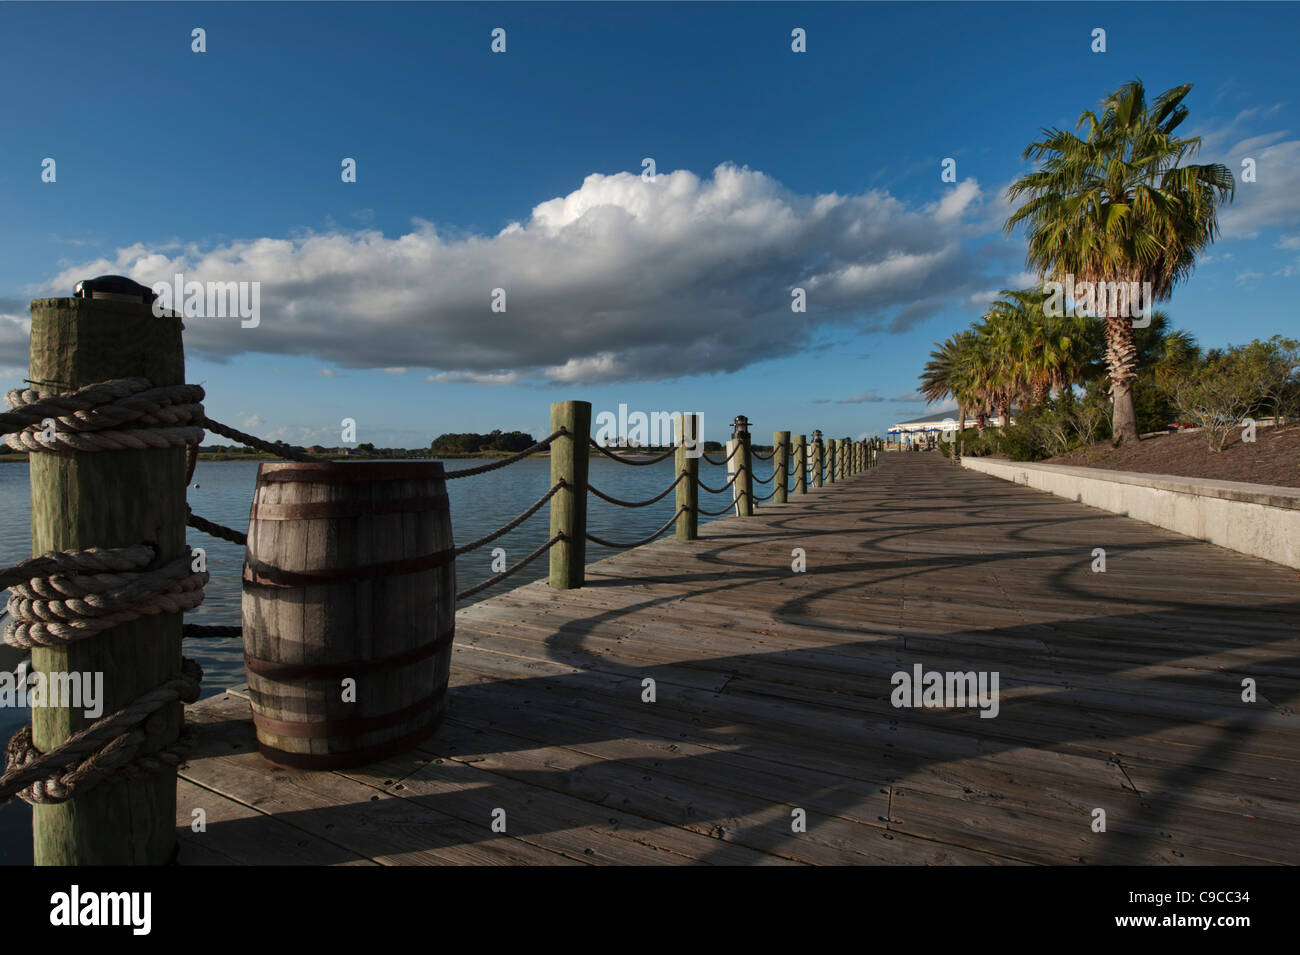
<box><xmin>773</xmin><ymin>430</ymin><xmax>789</xmax><ymax>504</ymax></box>
<box><xmin>549</xmin><ymin>400</ymin><xmax>590</xmax><ymax>589</ymax></box>
<box><xmin>812</xmin><ymin>430</ymin><xmax>824</xmax><ymax>488</ymax></box>
<box><xmin>731</xmin><ymin>414</ymin><xmax>753</xmax><ymax>516</ymax></box>
<box><xmin>793</xmin><ymin>434</ymin><xmax>807</xmax><ymax>495</ymax></box>
<box><xmin>28</xmin><ymin>286</ymin><xmax>186</xmax><ymax>865</ymax></box>
<box><xmin>675</xmin><ymin>413</ymin><xmax>700</xmax><ymax>541</ymax></box>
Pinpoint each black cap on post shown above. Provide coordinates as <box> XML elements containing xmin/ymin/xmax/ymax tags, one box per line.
<box><xmin>74</xmin><ymin>275</ymin><xmax>157</xmax><ymax>304</ymax></box>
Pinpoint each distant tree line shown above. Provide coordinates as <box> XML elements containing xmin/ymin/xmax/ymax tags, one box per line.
<box><xmin>430</xmin><ymin>430</ymin><xmax>537</xmax><ymax>454</ymax></box>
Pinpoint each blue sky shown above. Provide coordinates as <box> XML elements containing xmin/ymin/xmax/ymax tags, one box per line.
<box><xmin>2</xmin><ymin>1</ymin><xmax>1298</xmax><ymax>447</ymax></box>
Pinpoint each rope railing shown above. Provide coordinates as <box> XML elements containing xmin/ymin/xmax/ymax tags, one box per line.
<box><xmin>4</xmin><ymin>367</ymin><xmax>869</xmax><ymax>813</ymax></box>
<box><xmin>587</xmin><ymin>439</ymin><xmax>677</xmax><ymax>465</ymax></box>
<box><xmin>445</xmin><ymin>430</ymin><xmax>564</xmax><ymax>479</ymax></box>
<box><xmin>453</xmin><ymin>481</ymin><xmax>564</xmax><ymax>557</ymax></box>
<box><xmin>588</xmin><ymin>472</ymin><xmax>686</xmax><ymax>508</ymax></box>
<box><xmin>695</xmin><ymin>470</ymin><xmax>740</xmax><ymax>495</ymax></box>
<box><xmin>701</xmin><ymin>444</ymin><xmax>740</xmax><ymax>466</ymax></box>
<box><xmin>202</xmin><ymin>415</ymin><xmax>316</xmax><ymax>462</ymax></box>
<box><xmin>187</xmin><ymin>506</ymin><xmax>247</xmax><ymax>547</ymax></box>
<box><xmin>183</xmin><ymin>624</ymin><xmax>241</xmax><ymax>639</ymax></box>
<box><xmin>585</xmin><ymin>508</ymin><xmax>686</xmax><ymax>550</ymax></box>
<box><xmin>697</xmin><ymin>497</ymin><xmax>745</xmax><ymax>517</ymax></box>
<box><xmin>456</xmin><ymin>533</ymin><xmax>563</xmax><ymax>601</ymax></box>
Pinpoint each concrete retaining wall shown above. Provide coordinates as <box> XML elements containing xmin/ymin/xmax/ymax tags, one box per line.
<box><xmin>960</xmin><ymin>456</ymin><xmax>1300</xmax><ymax>569</ymax></box>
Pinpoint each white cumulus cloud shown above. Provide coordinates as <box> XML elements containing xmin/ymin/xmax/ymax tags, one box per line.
<box><xmin>21</xmin><ymin>163</ymin><xmax>999</xmax><ymax>383</ymax></box>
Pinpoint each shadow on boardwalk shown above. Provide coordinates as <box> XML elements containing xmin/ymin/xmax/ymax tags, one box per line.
<box><xmin>179</xmin><ymin>454</ymin><xmax>1300</xmax><ymax>865</ymax></box>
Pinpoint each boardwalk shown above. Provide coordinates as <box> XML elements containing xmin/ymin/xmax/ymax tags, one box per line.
<box><xmin>177</xmin><ymin>454</ymin><xmax>1300</xmax><ymax>865</ymax></box>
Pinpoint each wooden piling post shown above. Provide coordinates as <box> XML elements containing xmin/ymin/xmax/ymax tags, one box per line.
<box><xmin>811</xmin><ymin>431</ymin><xmax>824</xmax><ymax>488</ymax></box>
<box><xmin>792</xmin><ymin>434</ymin><xmax>807</xmax><ymax>495</ymax></box>
<box><xmin>731</xmin><ymin>415</ymin><xmax>753</xmax><ymax>516</ymax></box>
<box><xmin>548</xmin><ymin>400</ymin><xmax>590</xmax><ymax>589</ymax></box>
<box><xmin>675</xmin><ymin>413</ymin><xmax>700</xmax><ymax>541</ymax></box>
<box><xmin>28</xmin><ymin>291</ymin><xmax>186</xmax><ymax>865</ymax></box>
<box><xmin>773</xmin><ymin>431</ymin><xmax>789</xmax><ymax>505</ymax></box>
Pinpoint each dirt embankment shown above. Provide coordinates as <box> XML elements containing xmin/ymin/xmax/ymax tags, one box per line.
<box><xmin>1042</xmin><ymin>425</ymin><xmax>1300</xmax><ymax>488</ymax></box>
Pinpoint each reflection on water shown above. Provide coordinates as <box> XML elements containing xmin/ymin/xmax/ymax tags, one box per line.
<box><xmin>0</xmin><ymin>454</ymin><xmax>752</xmax><ymax>862</ymax></box>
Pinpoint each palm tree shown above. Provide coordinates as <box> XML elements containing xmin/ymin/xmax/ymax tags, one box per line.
<box><xmin>1137</xmin><ymin>310</ymin><xmax>1200</xmax><ymax>389</ymax></box>
<box><xmin>1004</xmin><ymin>80</ymin><xmax>1234</xmax><ymax>444</ymax></box>
<box><xmin>985</xmin><ymin>288</ymin><xmax>1060</xmax><ymax>408</ymax></box>
<box><xmin>920</xmin><ymin>329</ymin><xmax>985</xmax><ymax>440</ymax></box>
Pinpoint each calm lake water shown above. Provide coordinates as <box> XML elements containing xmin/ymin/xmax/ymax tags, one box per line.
<box><xmin>0</xmin><ymin>454</ymin><xmax>753</xmax><ymax>863</ymax></box>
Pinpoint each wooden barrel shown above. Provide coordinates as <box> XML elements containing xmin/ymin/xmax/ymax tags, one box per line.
<box><xmin>240</xmin><ymin>461</ymin><xmax>456</xmax><ymax>769</ymax></box>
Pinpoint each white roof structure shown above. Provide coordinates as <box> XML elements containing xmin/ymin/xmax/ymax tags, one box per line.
<box><xmin>888</xmin><ymin>409</ymin><xmax>1014</xmax><ymax>439</ymax></box>
<box><xmin>888</xmin><ymin>410</ymin><xmax>960</xmax><ymax>434</ymax></box>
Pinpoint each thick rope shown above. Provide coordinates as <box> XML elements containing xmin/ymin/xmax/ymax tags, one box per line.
<box><xmin>444</xmin><ymin>430</ymin><xmax>563</xmax><ymax>479</ymax></box>
<box><xmin>0</xmin><ymin>545</ymin><xmax>155</xmax><ymax>592</ymax></box>
<box><xmin>751</xmin><ymin>468</ymin><xmax>775</xmax><ymax>485</ymax></box>
<box><xmin>4</xmin><ymin>378</ymin><xmax>205</xmax><ymax>454</ymax></box>
<box><xmin>697</xmin><ymin>500</ymin><xmax>741</xmax><ymax>516</ymax></box>
<box><xmin>4</xmin><ymin>548</ymin><xmax>207</xmax><ymax>650</ymax></box>
<box><xmin>696</xmin><ymin>470</ymin><xmax>740</xmax><ymax>495</ymax></box>
<box><xmin>183</xmin><ymin>623</ymin><xmax>241</xmax><ymax>638</ymax></box>
<box><xmin>453</xmin><ymin>481</ymin><xmax>564</xmax><ymax>557</ymax></box>
<box><xmin>585</xmin><ymin>508</ymin><xmax>685</xmax><ymax>550</ymax></box>
<box><xmin>750</xmin><ymin>443</ymin><xmax>781</xmax><ymax>461</ymax></box>
<box><xmin>187</xmin><ymin>506</ymin><xmax>248</xmax><ymax>546</ymax></box>
<box><xmin>753</xmin><ymin>486</ymin><xmax>779</xmax><ymax>503</ymax></box>
<box><xmin>701</xmin><ymin>444</ymin><xmax>740</xmax><ymax>466</ymax></box>
<box><xmin>1</xmin><ymin>378</ymin><xmax>202</xmax><ymax>433</ymax></box>
<box><xmin>0</xmin><ymin>375</ymin><xmax>223</xmax><ymax>807</ymax></box>
<box><xmin>456</xmin><ymin>533</ymin><xmax>563</xmax><ymax>601</ymax></box>
<box><xmin>1</xmin><ymin>658</ymin><xmax>202</xmax><ymax>805</ymax></box>
<box><xmin>201</xmin><ymin>416</ymin><xmax>316</xmax><ymax>462</ymax></box>
<box><xmin>587</xmin><ymin>440</ymin><xmax>677</xmax><ymax>466</ymax></box>
<box><xmin>588</xmin><ymin>472</ymin><xmax>686</xmax><ymax>508</ymax></box>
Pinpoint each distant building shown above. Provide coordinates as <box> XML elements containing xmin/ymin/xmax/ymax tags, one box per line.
<box><xmin>887</xmin><ymin>410</ymin><xmax>1014</xmax><ymax>447</ymax></box>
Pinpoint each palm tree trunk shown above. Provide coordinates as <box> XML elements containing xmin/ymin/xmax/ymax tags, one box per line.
<box><xmin>1105</xmin><ymin>314</ymin><xmax>1140</xmax><ymax>444</ymax></box>
<box><xmin>975</xmin><ymin>411</ymin><xmax>987</xmax><ymax>438</ymax></box>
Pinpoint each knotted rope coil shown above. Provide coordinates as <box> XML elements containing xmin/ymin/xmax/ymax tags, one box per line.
<box><xmin>0</xmin><ymin>542</ymin><xmax>209</xmax><ymax>804</ymax></box>
<box><xmin>1</xmin><ymin>659</ymin><xmax>202</xmax><ymax>805</ymax></box>
<box><xmin>3</xmin><ymin>377</ymin><xmax>205</xmax><ymax>453</ymax></box>
<box><xmin>3</xmin><ymin>545</ymin><xmax>207</xmax><ymax>650</ymax></box>
<box><xmin>1</xmin><ymin>375</ymin><xmax>212</xmax><ymax>804</ymax></box>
